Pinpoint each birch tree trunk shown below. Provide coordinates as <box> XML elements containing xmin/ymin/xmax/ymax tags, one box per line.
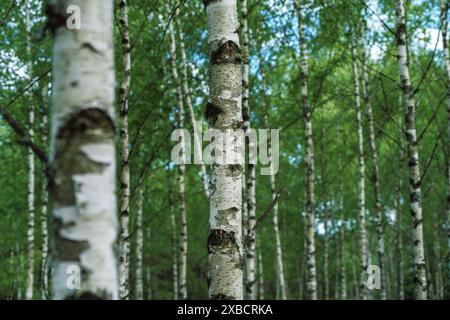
<box><xmin>351</xmin><ymin>42</ymin><xmax>368</xmax><ymax>300</ymax></box>
<box><xmin>145</xmin><ymin>227</ymin><xmax>152</xmax><ymax>300</ymax></box>
<box><xmin>339</xmin><ymin>193</ymin><xmax>347</xmax><ymax>300</ymax></box>
<box><xmin>395</xmin><ymin>96</ymin><xmax>405</xmax><ymax>300</ymax></box>
<box><xmin>49</xmin><ymin>0</ymin><xmax>118</xmax><ymax>299</ymax></box>
<box><xmin>257</xmin><ymin>239</ymin><xmax>265</xmax><ymax>300</ymax></box>
<box><xmin>168</xmin><ymin>172</ymin><xmax>178</xmax><ymax>300</ymax></box>
<box><xmin>296</xmin><ymin>0</ymin><xmax>317</xmax><ymax>300</ymax></box>
<box><xmin>40</xmin><ymin>110</ymin><xmax>49</xmax><ymax>299</ymax></box>
<box><xmin>440</xmin><ymin>0</ymin><xmax>450</xmax><ymax>291</ymax></box>
<box><xmin>205</xmin><ymin>0</ymin><xmax>244</xmax><ymax>300</ymax></box>
<box><xmin>395</xmin><ymin>0</ymin><xmax>428</xmax><ymax>299</ymax></box>
<box><xmin>263</xmin><ymin>114</ymin><xmax>288</xmax><ymax>300</ymax></box>
<box><xmin>167</xmin><ymin>4</ymin><xmax>188</xmax><ymax>299</ymax></box>
<box><xmin>362</xmin><ymin>57</ymin><xmax>386</xmax><ymax>300</ymax></box>
<box><xmin>25</xmin><ymin>0</ymin><xmax>35</xmax><ymax>300</ymax></box>
<box><xmin>336</xmin><ymin>133</ymin><xmax>347</xmax><ymax>299</ymax></box>
<box><xmin>135</xmin><ymin>187</ymin><xmax>144</xmax><ymax>300</ymax></box>
<box><xmin>175</xmin><ymin>18</ymin><xmax>210</xmax><ymax>199</ymax></box>
<box><xmin>351</xmin><ymin>232</ymin><xmax>360</xmax><ymax>299</ymax></box>
<box><xmin>118</xmin><ymin>0</ymin><xmax>132</xmax><ymax>300</ymax></box>
<box><xmin>240</xmin><ymin>0</ymin><xmax>257</xmax><ymax>300</ymax></box>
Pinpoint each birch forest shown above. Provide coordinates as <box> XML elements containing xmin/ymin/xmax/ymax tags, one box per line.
<box><xmin>0</xmin><ymin>0</ymin><xmax>449</xmax><ymax>301</ymax></box>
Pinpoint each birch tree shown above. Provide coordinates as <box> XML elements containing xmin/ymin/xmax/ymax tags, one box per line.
<box><xmin>395</xmin><ymin>0</ymin><xmax>428</xmax><ymax>299</ymax></box>
<box><xmin>241</xmin><ymin>0</ymin><xmax>257</xmax><ymax>300</ymax></box>
<box><xmin>296</xmin><ymin>0</ymin><xmax>317</xmax><ymax>300</ymax></box>
<box><xmin>167</xmin><ymin>3</ymin><xmax>188</xmax><ymax>299</ymax></box>
<box><xmin>362</xmin><ymin>52</ymin><xmax>386</xmax><ymax>300</ymax></box>
<box><xmin>49</xmin><ymin>0</ymin><xmax>119</xmax><ymax>299</ymax></box>
<box><xmin>25</xmin><ymin>0</ymin><xmax>35</xmax><ymax>300</ymax></box>
<box><xmin>204</xmin><ymin>0</ymin><xmax>244</xmax><ymax>300</ymax></box>
<box><xmin>135</xmin><ymin>187</ymin><xmax>144</xmax><ymax>300</ymax></box>
<box><xmin>351</xmin><ymin>41</ymin><xmax>368</xmax><ymax>300</ymax></box>
<box><xmin>118</xmin><ymin>0</ymin><xmax>132</xmax><ymax>300</ymax></box>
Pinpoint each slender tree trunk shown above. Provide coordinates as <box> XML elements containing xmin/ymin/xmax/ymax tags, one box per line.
<box><xmin>40</xmin><ymin>110</ymin><xmax>49</xmax><ymax>299</ymax></box>
<box><xmin>339</xmin><ymin>193</ymin><xmax>347</xmax><ymax>300</ymax></box>
<box><xmin>296</xmin><ymin>0</ymin><xmax>317</xmax><ymax>300</ymax></box>
<box><xmin>168</xmin><ymin>171</ymin><xmax>179</xmax><ymax>300</ymax></box>
<box><xmin>351</xmin><ymin>42</ymin><xmax>368</xmax><ymax>300</ymax></box>
<box><xmin>118</xmin><ymin>0</ymin><xmax>132</xmax><ymax>300</ymax></box>
<box><xmin>395</xmin><ymin>96</ymin><xmax>405</xmax><ymax>300</ymax></box>
<box><xmin>336</xmin><ymin>133</ymin><xmax>347</xmax><ymax>300</ymax></box>
<box><xmin>25</xmin><ymin>0</ymin><xmax>35</xmax><ymax>301</ymax></box>
<box><xmin>261</xmin><ymin>114</ymin><xmax>288</xmax><ymax>300</ymax></box>
<box><xmin>146</xmin><ymin>227</ymin><xmax>152</xmax><ymax>300</ymax></box>
<box><xmin>135</xmin><ymin>187</ymin><xmax>144</xmax><ymax>300</ymax></box>
<box><xmin>167</xmin><ymin>4</ymin><xmax>188</xmax><ymax>299</ymax></box>
<box><xmin>49</xmin><ymin>0</ymin><xmax>118</xmax><ymax>299</ymax></box>
<box><xmin>175</xmin><ymin>18</ymin><xmax>210</xmax><ymax>199</ymax></box>
<box><xmin>205</xmin><ymin>0</ymin><xmax>244</xmax><ymax>300</ymax></box>
<box><xmin>240</xmin><ymin>0</ymin><xmax>257</xmax><ymax>301</ymax></box>
<box><xmin>351</xmin><ymin>232</ymin><xmax>360</xmax><ymax>299</ymax></box>
<box><xmin>440</xmin><ymin>0</ymin><xmax>450</xmax><ymax>293</ymax></box>
<box><xmin>395</xmin><ymin>0</ymin><xmax>428</xmax><ymax>300</ymax></box>
<box><xmin>362</xmin><ymin>57</ymin><xmax>386</xmax><ymax>300</ymax></box>
<box><xmin>321</xmin><ymin>175</ymin><xmax>330</xmax><ymax>300</ymax></box>
<box><xmin>257</xmin><ymin>239</ymin><xmax>265</xmax><ymax>300</ymax></box>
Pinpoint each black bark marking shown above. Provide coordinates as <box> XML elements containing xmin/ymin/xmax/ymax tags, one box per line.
<box><xmin>52</xmin><ymin>108</ymin><xmax>115</xmax><ymax>206</ymax></box>
<box><xmin>225</xmin><ymin>164</ymin><xmax>243</xmax><ymax>177</ymax></box>
<box><xmin>205</xmin><ymin>102</ymin><xmax>223</xmax><ymax>125</ymax></box>
<box><xmin>211</xmin><ymin>41</ymin><xmax>241</xmax><ymax>65</ymax></box>
<box><xmin>44</xmin><ymin>4</ymin><xmax>68</xmax><ymax>36</ymax></box>
<box><xmin>211</xmin><ymin>293</ymin><xmax>236</xmax><ymax>300</ymax></box>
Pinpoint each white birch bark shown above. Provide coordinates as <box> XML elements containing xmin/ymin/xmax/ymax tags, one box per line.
<box><xmin>205</xmin><ymin>0</ymin><xmax>244</xmax><ymax>300</ymax></box>
<box><xmin>240</xmin><ymin>0</ymin><xmax>257</xmax><ymax>300</ymax></box>
<box><xmin>297</xmin><ymin>0</ymin><xmax>317</xmax><ymax>300</ymax></box>
<box><xmin>166</xmin><ymin>4</ymin><xmax>188</xmax><ymax>299</ymax></box>
<box><xmin>257</xmin><ymin>239</ymin><xmax>265</xmax><ymax>300</ymax></box>
<box><xmin>25</xmin><ymin>0</ymin><xmax>35</xmax><ymax>300</ymax></box>
<box><xmin>118</xmin><ymin>0</ymin><xmax>132</xmax><ymax>300</ymax></box>
<box><xmin>395</xmin><ymin>96</ymin><xmax>405</xmax><ymax>300</ymax></box>
<box><xmin>135</xmin><ymin>187</ymin><xmax>144</xmax><ymax>300</ymax></box>
<box><xmin>168</xmin><ymin>173</ymin><xmax>178</xmax><ymax>300</ymax></box>
<box><xmin>40</xmin><ymin>111</ymin><xmax>49</xmax><ymax>299</ymax></box>
<box><xmin>351</xmin><ymin>42</ymin><xmax>368</xmax><ymax>300</ymax></box>
<box><xmin>362</xmin><ymin>56</ymin><xmax>386</xmax><ymax>300</ymax></box>
<box><xmin>395</xmin><ymin>0</ymin><xmax>428</xmax><ymax>299</ymax></box>
<box><xmin>49</xmin><ymin>0</ymin><xmax>119</xmax><ymax>299</ymax></box>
